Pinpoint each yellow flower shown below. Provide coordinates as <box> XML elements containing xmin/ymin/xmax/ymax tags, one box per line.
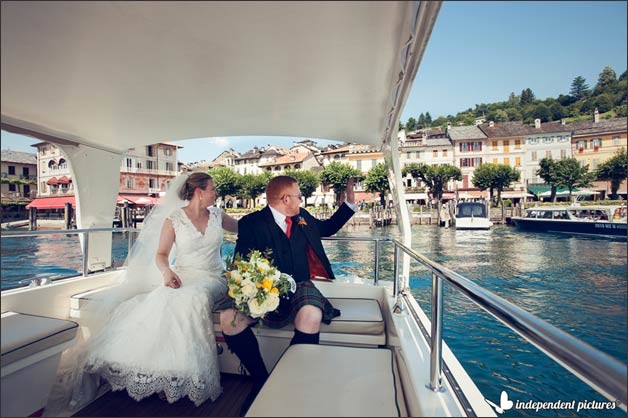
<box><xmin>255</xmin><ymin>282</ymin><xmax>262</xmax><ymax>289</ymax></box>
<box><xmin>262</xmin><ymin>278</ymin><xmax>273</xmax><ymax>291</ymax></box>
<box><xmin>228</xmin><ymin>288</ymin><xmax>234</xmax><ymax>298</ymax></box>
<box><xmin>225</xmin><ymin>271</ymin><xmax>231</xmax><ymax>279</ymax></box>
<box><xmin>270</xmin><ymin>287</ymin><xmax>279</xmax><ymax>294</ymax></box>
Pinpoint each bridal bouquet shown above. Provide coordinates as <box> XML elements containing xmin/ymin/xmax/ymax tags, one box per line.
<box><xmin>226</xmin><ymin>250</ymin><xmax>296</xmax><ymax>319</ymax></box>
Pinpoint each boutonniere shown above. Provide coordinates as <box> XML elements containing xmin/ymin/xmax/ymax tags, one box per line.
<box><xmin>297</xmin><ymin>216</ymin><xmax>307</xmax><ymax>226</ymax></box>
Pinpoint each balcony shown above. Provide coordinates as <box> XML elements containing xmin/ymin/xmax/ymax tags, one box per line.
<box><xmin>148</xmin><ymin>187</ymin><xmax>161</xmax><ymax>195</ymax></box>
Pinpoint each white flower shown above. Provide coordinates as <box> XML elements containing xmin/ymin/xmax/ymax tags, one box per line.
<box><xmin>262</xmin><ymin>292</ymin><xmax>280</xmax><ymax>312</ymax></box>
<box><xmin>240</xmin><ymin>279</ymin><xmax>257</xmax><ymax>298</ymax></box>
<box><xmin>270</xmin><ymin>269</ymin><xmax>281</xmax><ymax>282</ymax></box>
<box><xmin>248</xmin><ymin>298</ymin><xmax>266</xmax><ymax>318</ymax></box>
<box><xmin>230</xmin><ymin>270</ymin><xmax>242</xmax><ymax>281</ymax></box>
<box><xmin>256</xmin><ymin>260</ymin><xmax>271</xmax><ymax>272</ymax></box>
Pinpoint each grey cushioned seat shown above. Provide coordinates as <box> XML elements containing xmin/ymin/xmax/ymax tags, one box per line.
<box><xmin>212</xmin><ymin>297</ymin><xmax>384</xmax><ymax>335</ymax></box>
<box><xmin>1</xmin><ymin>312</ymin><xmax>78</xmax><ymax>367</ymax></box>
<box><xmin>246</xmin><ymin>344</ymin><xmax>401</xmax><ymax>417</ymax></box>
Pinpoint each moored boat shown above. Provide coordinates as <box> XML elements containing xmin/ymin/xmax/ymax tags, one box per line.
<box><xmin>511</xmin><ymin>205</ymin><xmax>627</xmax><ymax>237</ymax></box>
<box><xmin>454</xmin><ymin>201</ymin><xmax>492</xmax><ymax>230</ymax></box>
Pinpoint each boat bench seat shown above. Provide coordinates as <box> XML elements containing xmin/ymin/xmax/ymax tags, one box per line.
<box><xmin>71</xmin><ymin>288</ymin><xmax>385</xmax><ymax>345</ymax></box>
<box><xmin>246</xmin><ymin>344</ymin><xmax>404</xmax><ymax>417</ymax></box>
<box><xmin>211</xmin><ymin>297</ymin><xmax>384</xmax><ymax>336</ymax></box>
<box><xmin>1</xmin><ymin>311</ymin><xmax>78</xmax><ymax>417</ymax></box>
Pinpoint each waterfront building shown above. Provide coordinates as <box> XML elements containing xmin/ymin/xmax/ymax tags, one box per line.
<box><xmin>120</xmin><ymin>143</ymin><xmax>181</xmax><ymax>198</ymax></box>
<box><xmin>232</xmin><ymin>146</ymin><xmax>265</xmax><ymax>175</ymax></box>
<box><xmin>570</xmin><ymin>112</ymin><xmax>627</xmax><ymax>198</ymax></box>
<box><xmin>0</xmin><ymin>150</ymin><xmax>37</xmax><ymax>222</ymax></box>
<box><xmin>258</xmin><ymin>150</ymin><xmax>319</xmax><ymax>172</ymax></box>
<box><xmin>1</xmin><ymin>149</ymin><xmax>37</xmax><ymax>200</ymax></box>
<box><xmin>26</xmin><ymin>142</ymin><xmax>180</xmax><ymax>213</ymax></box>
<box><xmin>447</xmin><ymin>125</ymin><xmax>488</xmax><ymax>192</ymax></box>
<box><xmin>519</xmin><ymin>119</ymin><xmax>572</xmax><ymax>185</ymax></box>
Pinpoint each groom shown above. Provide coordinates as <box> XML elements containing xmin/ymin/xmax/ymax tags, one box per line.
<box><xmin>218</xmin><ymin>175</ymin><xmax>356</xmax><ymax>401</ymax></box>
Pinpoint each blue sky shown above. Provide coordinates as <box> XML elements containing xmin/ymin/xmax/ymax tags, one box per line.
<box><xmin>2</xmin><ymin>1</ymin><xmax>627</xmax><ymax>164</ymax></box>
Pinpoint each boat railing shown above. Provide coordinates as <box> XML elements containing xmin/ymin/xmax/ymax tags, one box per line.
<box><xmin>2</xmin><ymin>228</ymin><xmax>626</xmax><ymax>408</ymax></box>
<box><xmin>387</xmin><ymin>237</ymin><xmax>627</xmax><ymax>409</ymax></box>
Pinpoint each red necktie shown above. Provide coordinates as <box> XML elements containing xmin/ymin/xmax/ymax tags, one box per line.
<box><xmin>285</xmin><ymin>216</ymin><xmax>292</xmax><ymax>238</ymax></box>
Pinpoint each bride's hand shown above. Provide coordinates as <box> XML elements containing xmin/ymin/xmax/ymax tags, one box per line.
<box><xmin>162</xmin><ymin>269</ymin><xmax>181</xmax><ymax>289</ymax></box>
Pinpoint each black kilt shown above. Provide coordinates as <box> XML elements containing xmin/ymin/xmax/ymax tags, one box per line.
<box><xmin>214</xmin><ymin>280</ymin><xmax>340</xmax><ymax>329</ymax></box>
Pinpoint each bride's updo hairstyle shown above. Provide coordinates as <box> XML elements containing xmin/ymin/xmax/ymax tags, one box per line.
<box><xmin>178</xmin><ymin>172</ymin><xmax>213</xmax><ymax>201</ymax></box>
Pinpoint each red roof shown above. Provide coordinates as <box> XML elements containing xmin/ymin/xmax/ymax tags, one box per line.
<box><xmin>46</xmin><ymin>177</ymin><xmax>59</xmax><ymax>185</ymax></box>
<box><xmin>26</xmin><ymin>196</ymin><xmax>76</xmax><ymax>209</ymax></box>
<box><xmin>119</xmin><ymin>194</ymin><xmax>158</xmax><ymax>206</ymax></box>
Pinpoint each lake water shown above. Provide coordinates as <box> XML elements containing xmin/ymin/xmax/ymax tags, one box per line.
<box><xmin>1</xmin><ymin>224</ymin><xmax>626</xmax><ymax>416</ymax></box>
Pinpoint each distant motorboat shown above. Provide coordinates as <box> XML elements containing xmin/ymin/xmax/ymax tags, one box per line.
<box><xmin>511</xmin><ymin>205</ymin><xmax>627</xmax><ymax>237</ymax></box>
<box><xmin>454</xmin><ymin>201</ymin><xmax>492</xmax><ymax>230</ymax></box>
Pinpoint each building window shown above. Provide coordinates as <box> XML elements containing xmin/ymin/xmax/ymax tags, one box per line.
<box><xmin>492</xmin><ymin>141</ymin><xmax>498</xmax><ymax>151</ymax></box>
<box><xmin>560</xmin><ymin>149</ymin><xmax>567</xmax><ymax>159</ymax></box>
<box><xmin>591</xmin><ymin>138</ymin><xmax>601</xmax><ymax>150</ymax></box>
<box><xmin>531</xmin><ymin>151</ymin><xmax>537</xmax><ymax>161</ymax></box>
<box><xmin>515</xmin><ymin>139</ymin><xmax>521</xmax><ymax>149</ymax></box>
<box><xmin>147</xmin><ymin>146</ymin><xmax>155</xmax><ymax>157</ymax></box>
<box><xmin>58</xmin><ymin>158</ymin><xmax>67</xmax><ymax>169</ymax></box>
<box><xmin>126</xmin><ymin>178</ymin><xmax>134</xmax><ymax>189</ymax></box>
<box><xmin>147</xmin><ymin>160</ymin><xmax>155</xmax><ymax>170</ymax></box>
<box><xmin>136</xmin><ymin>161</ymin><xmax>142</xmax><ymax>169</ymax></box>
<box><xmin>356</xmin><ymin>160</ymin><xmax>362</xmax><ymax>171</ymax></box>
<box><xmin>149</xmin><ymin>178</ymin><xmax>157</xmax><ymax>189</ymax></box>
<box><xmin>612</xmin><ymin>136</ymin><xmax>620</xmax><ymax>145</ymax></box>
<box><xmin>576</xmin><ymin>140</ymin><xmax>586</xmax><ymax>152</ymax></box>
<box><xmin>504</xmin><ymin>157</ymin><xmax>510</xmax><ymax>166</ymax></box>
<box><xmin>545</xmin><ymin>150</ymin><xmax>551</xmax><ymax>159</ymax></box>
<box><xmin>433</xmin><ymin>150</ymin><xmax>438</xmax><ymax>158</ymax></box>
<box><xmin>166</xmin><ymin>162</ymin><xmax>174</xmax><ymax>171</ymax></box>
<box><xmin>503</xmin><ymin>140</ymin><xmax>510</xmax><ymax>153</ymax></box>
<box><xmin>527</xmin><ymin>137</ymin><xmax>538</xmax><ymax>145</ymax></box>
<box><xmin>164</xmin><ymin>148</ymin><xmax>172</xmax><ymax>156</ymax></box>
<box><xmin>126</xmin><ymin>158</ymin><xmax>133</xmax><ymax>168</ymax></box>
<box><xmin>8</xmin><ymin>184</ymin><xmax>16</xmax><ymax>192</ymax></box>
<box><xmin>442</xmin><ymin>149</ymin><xmax>447</xmax><ymax>157</ymax></box>
<box><xmin>22</xmin><ymin>167</ymin><xmax>30</xmax><ymax>178</ymax></box>
<box><xmin>492</xmin><ymin>158</ymin><xmax>498</xmax><ymax>164</ymax></box>
<box><xmin>515</xmin><ymin>157</ymin><xmax>521</xmax><ymax>166</ymax></box>
<box><xmin>8</xmin><ymin>165</ymin><xmax>16</xmax><ymax>175</ymax></box>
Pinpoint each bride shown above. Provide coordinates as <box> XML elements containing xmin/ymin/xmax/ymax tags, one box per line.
<box><xmin>46</xmin><ymin>172</ymin><xmax>238</xmax><ymax>414</ymax></box>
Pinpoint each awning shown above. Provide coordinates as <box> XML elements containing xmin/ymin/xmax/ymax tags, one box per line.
<box><xmin>405</xmin><ymin>192</ymin><xmax>429</xmax><ymax>200</ymax></box>
<box><xmin>46</xmin><ymin>177</ymin><xmax>58</xmax><ymax>185</ymax></box>
<box><xmin>501</xmin><ymin>191</ymin><xmax>535</xmax><ymax>199</ymax></box>
<box><xmin>26</xmin><ymin>196</ymin><xmax>76</xmax><ymax>209</ymax></box>
<box><xmin>57</xmin><ymin>176</ymin><xmax>72</xmax><ymax>184</ymax></box>
<box><xmin>119</xmin><ymin>194</ymin><xmax>158</xmax><ymax>206</ymax></box>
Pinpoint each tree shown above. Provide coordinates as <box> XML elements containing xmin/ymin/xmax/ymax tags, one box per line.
<box><xmin>596</xmin><ymin>147</ymin><xmax>628</xmax><ymax>200</ymax></box>
<box><xmin>238</xmin><ymin>173</ymin><xmax>268</xmax><ymax>209</ymax></box>
<box><xmin>425</xmin><ymin>112</ymin><xmax>432</xmax><ymax>127</ymax></box>
<box><xmin>536</xmin><ymin>158</ymin><xmax>559</xmax><ymax>202</ymax></box>
<box><xmin>596</xmin><ymin>66</ymin><xmax>617</xmax><ymax>90</ymax></box>
<box><xmin>569</xmin><ymin>76</ymin><xmax>590</xmax><ymax>100</ymax></box>
<box><xmin>405</xmin><ymin>117</ymin><xmax>417</xmax><ymax>132</ymax></box>
<box><xmin>554</xmin><ymin>158</ymin><xmax>594</xmax><ymax>200</ymax></box>
<box><xmin>594</xmin><ymin>94</ymin><xmax>613</xmax><ymax>113</ymax></box>
<box><xmin>364</xmin><ymin>163</ymin><xmax>390</xmax><ymax>206</ymax></box>
<box><xmin>319</xmin><ymin>162</ymin><xmax>362</xmax><ymax>206</ymax></box>
<box><xmin>402</xmin><ymin>163</ymin><xmax>462</xmax><ymax>224</ymax></box>
<box><xmin>284</xmin><ymin>169</ymin><xmax>320</xmax><ymax>204</ymax></box>
<box><xmin>532</xmin><ymin>103</ymin><xmax>552</xmax><ymax>122</ymax></box>
<box><xmin>418</xmin><ymin>113</ymin><xmax>426</xmax><ymax>128</ymax></box>
<box><xmin>472</xmin><ymin>163</ymin><xmax>520</xmax><ymax>205</ymax></box>
<box><xmin>520</xmin><ymin>88</ymin><xmax>535</xmax><ymax>105</ymax></box>
<box><xmin>550</xmin><ymin>103</ymin><xmax>564</xmax><ymax>121</ymax></box>
<box><xmin>208</xmin><ymin>167</ymin><xmax>241</xmax><ymax>206</ymax></box>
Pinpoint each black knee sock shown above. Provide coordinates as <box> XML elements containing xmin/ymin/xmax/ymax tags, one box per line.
<box><xmin>290</xmin><ymin>329</ymin><xmax>320</xmax><ymax>345</ymax></box>
<box><xmin>223</xmin><ymin>327</ymin><xmax>268</xmax><ymax>381</ymax></box>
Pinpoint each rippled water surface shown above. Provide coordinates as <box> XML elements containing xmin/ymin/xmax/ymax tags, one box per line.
<box><xmin>2</xmin><ymin>224</ymin><xmax>626</xmax><ymax>416</ymax></box>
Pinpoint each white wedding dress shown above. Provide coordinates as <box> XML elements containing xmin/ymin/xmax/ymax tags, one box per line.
<box><xmin>82</xmin><ymin>207</ymin><xmax>227</xmax><ymax>406</ymax></box>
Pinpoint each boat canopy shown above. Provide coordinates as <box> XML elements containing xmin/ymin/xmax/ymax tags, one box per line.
<box><xmin>1</xmin><ymin>1</ymin><xmax>440</xmax><ymax>152</ymax></box>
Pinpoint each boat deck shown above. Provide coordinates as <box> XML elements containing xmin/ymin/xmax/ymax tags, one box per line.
<box><xmin>73</xmin><ymin>373</ymin><xmax>253</xmax><ymax>417</ymax></box>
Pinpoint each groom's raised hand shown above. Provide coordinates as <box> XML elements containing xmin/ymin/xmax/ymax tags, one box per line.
<box><xmin>345</xmin><ymin>178</ymin><xmax>355</xmax><ymax>205</ymax></box>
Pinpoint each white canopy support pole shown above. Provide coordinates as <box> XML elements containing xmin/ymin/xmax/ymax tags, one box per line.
<box><xmin>58</xmin><ymin>143</ymin><xmax>125</xmax><ymax>272</ymax></box>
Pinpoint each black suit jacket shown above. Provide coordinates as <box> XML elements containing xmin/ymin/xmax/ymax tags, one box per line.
<box><xmin>234</xmin><ymin>203</ymin><xmax>354</xmax><ymax>282</ymax></box>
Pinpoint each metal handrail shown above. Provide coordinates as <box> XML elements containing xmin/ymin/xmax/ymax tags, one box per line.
<box><xmin>2</xmin><ymin>229</ymin><xmax>626</xmax><ymax>406</ymax></box>
<box><xmin>390</xmin><ymin>238</ymin><xmax>627</xmax><ymax>408</ymax></box>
